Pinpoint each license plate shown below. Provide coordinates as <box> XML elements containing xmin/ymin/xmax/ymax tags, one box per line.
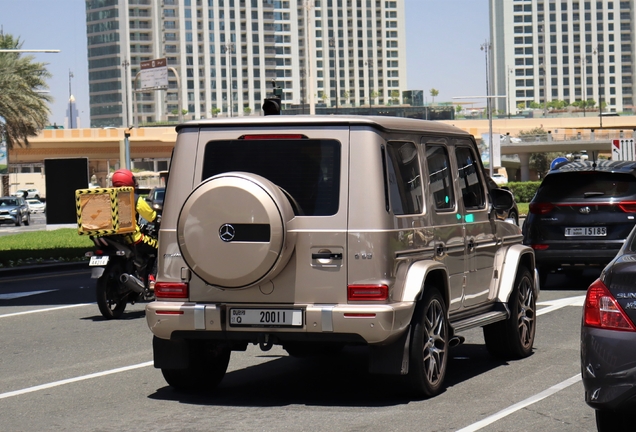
<box><xmin>229</xmin><ymin>308</ymin><xmax>303</xmax><ymax>327</ymax></box>
<box><xmin>565</xmin><ymin>227</ymin><xmax>607</xmax><ymax>237</ymax></box>
<box><xmin>89</xmin><ymin>255</ymin><xmax>109</xmax><ymax>266</ymax></box>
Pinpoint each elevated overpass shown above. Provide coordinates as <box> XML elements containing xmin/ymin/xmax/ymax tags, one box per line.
<box><xmin>8</xmin><ymin>115</ymin><xmax>636</xmax><ymax>185</ymax></box>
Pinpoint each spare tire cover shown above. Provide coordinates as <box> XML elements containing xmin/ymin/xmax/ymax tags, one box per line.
<box><xmin>177</xmin><ymin>172</ymin><xmax>296</xmax><ymax>288</ymax></box>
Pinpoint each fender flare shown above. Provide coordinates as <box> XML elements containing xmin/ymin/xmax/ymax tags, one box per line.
<box><xmin>401</xmin><ymin>260</ymin><xmax>449</xmax><ymax>305</ymax></box>
<box><xmin>496</xmin><ymin>244</ymin><xmax>537</xmax><ymax>303</ymax></box>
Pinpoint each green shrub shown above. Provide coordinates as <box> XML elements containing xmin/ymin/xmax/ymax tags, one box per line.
<box><xmin>0</xmin><ymin>229</ymin><xmax>93</xmax><ymax>267</ymax></box>
<box><xmin>507</xmin><ymin>181</ymin><xmax>541</xmax><ymax>203</ymax></box>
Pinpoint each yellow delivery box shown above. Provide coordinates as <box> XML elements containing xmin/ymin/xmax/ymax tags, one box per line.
<box><xmin>75</xmin><ymin>187</ymin><xmax>136</xmax><ymax>236</ymax></box>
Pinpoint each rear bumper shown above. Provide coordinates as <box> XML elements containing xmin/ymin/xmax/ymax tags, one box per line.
<box><xmin>534</xmin><ymin>247</ymin><xmax>621</xmax><ymax>267</ymax></box>
<box><xmin>581</xmin><ymin>326</ymin><xmax>636</xmax><ymax>411</ymax></box>
<box><xmin>146</xmin><ymin>301</ymin><xmax>414</xmax><ymax>345</ymax></box>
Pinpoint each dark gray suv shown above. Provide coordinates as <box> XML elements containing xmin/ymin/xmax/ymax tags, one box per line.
<box><xmin>523</xmin><ymin>160</ymin><xmax>636</xmax><ymax>287</ymax></box>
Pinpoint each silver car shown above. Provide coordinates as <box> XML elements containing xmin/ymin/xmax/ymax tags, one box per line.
<box><xmin>147</xmin><ymin>116</ymin><xmax>538</xmax><ymax>398</ymax></box>
<box><xmin>0</xmin><ymin>196</ymin><xmax>31</xmax><ymax>226</ymax></box>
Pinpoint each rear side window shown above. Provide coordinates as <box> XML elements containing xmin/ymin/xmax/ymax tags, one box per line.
<box><xmin>456</xmin><ymin>146</ymin><xmax>486</xmax><ymax>210</ymax></box>
<box><xmin>536</xmin><ymin>172</ymin><xmax>636</xmax><ymax>201</ymax></box>
<box><xmin>201</xmin><ymin>139</ymin><xmax>341</xmax><ymax>216</ymax></box>
<box><xmin>386</xmin><ymin>141</ymin><xmax>423</xmax><ymax>215</ymax></box>
<box><xmin>425</xmin><ymin>144</ymin><xmax>455</xmax><ymax>211</ymax></box>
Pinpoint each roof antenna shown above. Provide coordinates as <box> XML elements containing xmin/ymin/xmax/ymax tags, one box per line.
<box><xmin>591</xmin><ymin>150</ymin><xmax>597</xmax><ymax>169</ymax></box>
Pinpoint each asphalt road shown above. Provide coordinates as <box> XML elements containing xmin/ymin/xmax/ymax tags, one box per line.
<box><xmin>0</xmin><ymin>266</ymin><xmax>600</xmax><ymax>432</ymax></box>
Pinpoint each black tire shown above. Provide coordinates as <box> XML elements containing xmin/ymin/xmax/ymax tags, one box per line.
<box><xmin>483</xmin><ymin>266</ymin><xmax>536</xmax><ymax>359</ymax></box>
<box><xmin>508</xmin><ymin>210</ymin><xmax>519</xmax><ymax>226</ymax></box>
<box><xmin>596</xmin><ymin>409</ymin><xmax>631</xmax><ymax>431</ymax></box>
<box><xmin>14</xmin><ymin>216</ymin><xmax>21</xmax><ymax>227</ymax></box>
<box><xmin>407</xmin><ymin>287</ymin><xmax>449</xmax><ymax>398</ymax></box>
<box><xmin>161</xmin><ymin>341</ymin><xmax>231</xmax><ymax>392</ymax></box>
<box><xmin>96</xmin><ymin>273</ymin><xmax>127</xmax><ymax>319</ymax></box>
<box><xmin>538</xmin><ymin>266</ymin><xmax>549</xmax><ymax>289</ymax></box>
<box><xmin>24</xmin><ymin>213</ymin><xmax>30</xmax><ymax>226</ymax></box>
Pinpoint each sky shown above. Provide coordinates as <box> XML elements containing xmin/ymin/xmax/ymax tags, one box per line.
<box><xmin>0</xmin><ymin>0</ymin><xmax>489</xmax><ymax>127</ymax></box>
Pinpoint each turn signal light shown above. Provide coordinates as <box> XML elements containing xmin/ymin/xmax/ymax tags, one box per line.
<box><xmin>584</xmin><ymin>279</ymin><xmax>636</xmax><ymax>331</ymax></box>
<box><xmin>348</xmin><ymin>284</ymin><xmax>389</xmax><ymax>301</ymax></box>
<box><xmin>155</xmin><ymin>282</ymin><xmax>189</xmax><ymax>299</ymax></box>
<box><xmin>529</xmin><ymin>202</ymin><xmax>555</xmax><ymax>214</ymax></box>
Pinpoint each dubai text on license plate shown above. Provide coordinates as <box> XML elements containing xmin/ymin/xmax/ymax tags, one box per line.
<box><xmin>564</xmin><ymin>227</ymin><xmax>607</xmax><ymax>236</ymax></box>
<box><xmin>229</xmin><ymin>308</ymin><xmax>303</xmax><ymax>327</ymax></box>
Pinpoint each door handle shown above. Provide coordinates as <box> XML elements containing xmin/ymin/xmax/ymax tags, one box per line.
<box><xmin>312</xmin><ymin>252</ymin><xmax>343</xmax><ymax>260</ymax></box>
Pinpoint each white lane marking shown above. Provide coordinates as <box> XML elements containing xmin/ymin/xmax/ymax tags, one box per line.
<box><xmin>0</xmin><ymin>295</ymin><xmax>588</xmax><ymax>405</ymax></box>
<box><xmin>0</xmin><ymin>290</ymin><xmax>57</xmax><ymax>300</ymax></box>
<box><xmin>0</xmin><ymin>303</ymin><xmax>94</xmax><ymax>318</ymax></box>
<box><xmin>456</xmin><ymin>374</ymin><xmax>582</xmax><ymax>432</ymax></box>
<box><xmin>537</xmin><ymin>295</ymin><xmax>586</xmax><ymax>316</ymax></box>
<box><xmin>0</xmin><ymin>361</ymin><xmax>153</xmax><ymax>400</ymax></box>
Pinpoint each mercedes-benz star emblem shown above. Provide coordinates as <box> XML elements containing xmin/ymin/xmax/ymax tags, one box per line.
<box><xmin>579</xmin><ymin>206</ymin><xmax>591</xmax><ymax>215</ymax></box>
<box><xmin>219</xmin><ymin>224</ymin><xmax>236</xmax><ymax>242</ymax></box>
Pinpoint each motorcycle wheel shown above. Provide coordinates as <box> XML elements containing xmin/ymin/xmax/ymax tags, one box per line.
<box><xmin>96</xmin><ymin>272</ymin><xmax>127</xmax><ymax>319</ymax></box>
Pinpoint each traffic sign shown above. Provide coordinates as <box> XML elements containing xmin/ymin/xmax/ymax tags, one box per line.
<box><xmin>550</xmin><ymin>157</ymin><xmax>569</xmax><ymax>170</ymax></box>
<box><xmin>612</xmin><ymin>138</ymin><xmax>636</xmax><ymax>161</ymax></box>
<box><xmin>139</xmin><ymin>58</ymin><xmax>168</xmax><ymax>90</ymax></box>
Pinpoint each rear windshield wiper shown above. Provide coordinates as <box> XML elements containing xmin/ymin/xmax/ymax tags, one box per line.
<box><xmin>583</xmin><ymin>191</ymin><xmax>605</xmax><ymax>198</ymax></box>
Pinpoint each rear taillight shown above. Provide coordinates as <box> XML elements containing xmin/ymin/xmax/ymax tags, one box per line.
<box><xmin>618</xmin><ymin>201</ymin><xmax>636</xmax><ymax>213</ymax></box>
<box><xmin>155</xmin><ymin>282</ymin><xmax>189</xmax><ymax>299</ymax></box>
<box><xmin>531</xmin><ymin>244</ymin><xmax>550</xmax><ymax>251</ymax></box>
<box><xmin>348</xmin><ymin>284</ymin><xmax>389</xmax><ymax>301</ymax></box>
<box><xmin>529</xmin><ymin>202</ymin><xmax>554</xmax><ymax>214</ymax></box>
<box><xmin>584</xmin><ymin>279</ymin><xmax>636</xmax><ymax>331</ymax></box>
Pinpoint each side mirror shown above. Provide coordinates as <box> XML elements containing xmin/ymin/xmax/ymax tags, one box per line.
<box><xmin>490</xmin><ymin>188</ymin><xmax>514</xmax><ymax>212</ymax></box>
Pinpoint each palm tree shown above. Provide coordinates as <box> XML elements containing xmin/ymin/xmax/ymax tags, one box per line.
<box><xmin>0</xmin><ymin>34</ymin><xmax>52</xmax><ymax>151</ymax></box>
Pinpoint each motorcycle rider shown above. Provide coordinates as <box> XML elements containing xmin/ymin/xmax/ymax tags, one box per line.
<box><xmin>111</xmin><ymin>169</ymin><xmax>158</xmax><ymax>281</ymax></box>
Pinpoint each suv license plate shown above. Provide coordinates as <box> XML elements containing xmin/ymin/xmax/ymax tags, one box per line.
<box><xmin>229</xmin><ymin>308</ymin><xmax>303</xmax><ymax>327</ymax></box>
<box><xmin>565</xmin><ymin>227</ymin><xmax>607</xmax><ymax>237</ymax></box>
<box><xmin>89</xmin><ymin>255</ymin><xmax>109</xmax><ymax>266</ymax></box>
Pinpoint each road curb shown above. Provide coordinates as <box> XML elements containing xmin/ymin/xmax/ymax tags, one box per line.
<box><xmin>0</xmin><ymin>261</ymin><xmax>89</xmax><ymax>278</ymax></box>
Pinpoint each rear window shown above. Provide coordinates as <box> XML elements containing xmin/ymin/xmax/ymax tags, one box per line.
<box><xmin>201</xmin><ymin>139</ymin><xmax>341</xmax><ymax>216</ymax></box>
<box><xmin>535</xmin><ymin>172</ymin><xmax>636</xmax><ymax>201</ymax></box>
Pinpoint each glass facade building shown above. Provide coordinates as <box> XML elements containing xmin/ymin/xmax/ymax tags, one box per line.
<box><xmin>490</xmin><ymin>0</ymin><xmax>634</xmax><ymax>115</ymax></box>
<box><xmin>86</xmin><ymin>0</ymin><xmax>407</xmax><ymax>127</ymax></box>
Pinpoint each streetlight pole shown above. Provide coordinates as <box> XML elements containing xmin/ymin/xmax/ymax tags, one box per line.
<box><xmin>224</xmin><ymin>42</ymin><xmax>234</xmax><ymax>117</ymax></box>
<box><xmin>507</xmin><ymin>66</ymin><xmax>513</xmax><ymax>119</ymax></box>
<box><xmin>304</xmin><ymin>0</ymin><xmax>316</xmax><ymax>115</ymax></box>
<box><xmin>68</xmin><ymin>69</ymin><xmax>74</xmax><ymax>129</ymax></box>
<box><xmin>594</xmin><ymin>44</ymin><xmax>603</xmax><ymax>128</ymax></box>
<box><xmin>329</xmin><ymin>37</ymin><xmax>338</xmax><ymax>111</ymax></box>
<box><xmin>581</xmin><ymin>57</ymin><xmax>586</xmax><ymax>117</ymax></box>
<box><xmin>121</xmin><ymin>60</ymin><xmax>130</xmax><ymax>127</ymax></box>
<box><xmin>480</xmin><ymin>40</ymin><xmax>494</xmax><ymax>177</ymax></box>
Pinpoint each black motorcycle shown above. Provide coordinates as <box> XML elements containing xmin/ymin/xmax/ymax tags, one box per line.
<box><xmin>87</xmin><ymin>223</ymin><xmax>157</xmax><ymax>319</ymax></box>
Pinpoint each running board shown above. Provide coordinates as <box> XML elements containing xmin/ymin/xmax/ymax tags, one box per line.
<box><xmin>451</xmin><ymin>310</ymin><xmax>509</xmax><ymax>333</ymax></box>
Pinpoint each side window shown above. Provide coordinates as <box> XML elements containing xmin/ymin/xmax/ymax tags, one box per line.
<box><xmin>386</xmin><ymin>141</ymin><xmax>422</xmax><ymax>215</ymax></box>
<box><xmin>425</xmin><ymin>144</ymin><xmax>455</xmax><ymax>211</ymax></box>
<box><xmin>455</xmin><ymin>146</ymin><xmax>486</xmax><ymax>210</ymax></box>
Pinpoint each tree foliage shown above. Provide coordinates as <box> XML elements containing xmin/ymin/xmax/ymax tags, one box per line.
<box><xmin>519</xmin><ymin>127</ymin><xmax>564</xmax><ymax>178</ymax></box>
<box><xmin>0</xmin><ymin>34</ymin><xmax>52</xmax><ymax>150</ymax></box>
<box><xmin>430</xmin><ymin>88</ymin><xmax>439</xmax><ymax>103</ymax></box>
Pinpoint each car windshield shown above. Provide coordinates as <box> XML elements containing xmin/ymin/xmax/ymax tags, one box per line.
<box><xmin>0</xmin><ymin>198</ymin><xmax>18</xmax><ymax>206</ymax></box>
<box><xmin>535</xmin><ymin>172</ymin><xmax>636</xmax><ymax>201</ymax></box>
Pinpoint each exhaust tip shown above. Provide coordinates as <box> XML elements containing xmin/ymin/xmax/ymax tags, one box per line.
<box><xmin>449</xmin><ymin>335</ymin><xmax>465</xmax><ymax>348</ymax></box>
